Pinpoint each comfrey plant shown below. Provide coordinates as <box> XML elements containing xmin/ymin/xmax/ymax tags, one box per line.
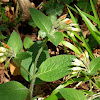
<box><xmin>0</xmin><ymin>7</ymin><xmax>100</xmax><ymax>100</ymax></box>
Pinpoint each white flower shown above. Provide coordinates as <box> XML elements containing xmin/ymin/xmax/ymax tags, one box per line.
<box><xmin>67</xmin><ymin>27</ymin><xmax>80</xmax><ymax>32</ymax></box>
<box><xmin>0</xmin><ymin>53</ymin><xmax>4</xmax><ymax>56</ymax></box>
<box><xmin>72</xmin><ymin>71</ymin><xmax>78</xmax><ymax>74</ymax></box>
<box><xmin>70</xmin><ymin>67</ymin><xmax>83</xmax><ymax>71</ymax></box>
<box><xmin>84</xmin><ymin>51</ymin><xmax>89</xmax><ymax>59</ymax></box>
<box><xmin>0</xmin><ymin>47</ymin><xmax>7</xmax><ymax>52</ymax></box>
<box><xmin>72</xmin><ymin>58</ymin><xmax>84</xmax><ymax>66</ymax></box>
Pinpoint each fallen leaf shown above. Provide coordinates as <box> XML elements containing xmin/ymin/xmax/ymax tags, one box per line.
<box><xmin>10</xmin><ymin>60</ymin><xmax>21</xmax><ymax>76</ymax></box>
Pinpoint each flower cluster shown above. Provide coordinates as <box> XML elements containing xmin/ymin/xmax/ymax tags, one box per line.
<box><xmin>71</xmin><ymin>51</ymin><xmax>90</xmax><ymax>74</ymax></box>
<box><xmin>52</xmin><ymin>14</ymin><xmax>80</xmax><ymax>33</ymax></box>
<box><xmin>0</xmin><ymin>43</ymin><xmax>14</xmax><ymax>63</ymax></box>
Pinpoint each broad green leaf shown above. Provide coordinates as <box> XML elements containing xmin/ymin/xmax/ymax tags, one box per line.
<box><xmin>0</xmin><ymin>81</ymin><xmax>28</xmax><ymax>100</ymax></box>
<box><xmin>44</xmin><ymin>93</ymin><xmax>63</xmax><ymax>100</ymax></box>
<box><xmin>21</xmin><ymin>41</ymin><xmax>49</xmax><ymax>82</ymax></box>
<box><xmin>48</xmin><ymin>31</ymin><xmax>63</xmax><ymax>46</ymax></box>
<box><xmin>23</xmin><ymin>37</ymin><xmax>34</xmax><ymax>49</ymax></box>
<box><xmin>36</xmin><ymin>55</ymin><xmax>77</xmax><ymax>82</ymax></box>
<box><xmin>15</xmin><ymin>52</ymin><xmax>31</xmax><ymax>60</ymax></box>
<box><xmin>61</xmin><ymin>41</ymin><xmax>80</xmax><ymax>55</ymax></box>
<box><xmin>30</xmin><ymin>8</ymin><xmax>52</xmax><ymax>34</ymax></box>
<box><xmin>59</xmin><ymin>88</ymin><xmax>87</xmax><ymax>100</ymax></box>
<box><xmin>89</xmin><ymin>57</ymin><xmax>100</xmax><ymax>73</ymax></box>
<box><xmin>7</xmin><ymin>30</ymin><xmax>23</xmax><ymax>55</ymax></box>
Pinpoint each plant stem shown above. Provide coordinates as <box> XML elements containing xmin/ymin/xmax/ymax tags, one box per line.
<box><xmin>89</xmin><ymin>79</ymin><xmax>93</xmax><ymax>100</ymax></box>
<box><xmin>21</xmin><ymin>65</ymin><xmax>32</xmax><ymax>78</ymax></box>
<box><xmin>28</xmin><ymin>37</ymin><xmax>48</xmax><ymax>100</ymax></box>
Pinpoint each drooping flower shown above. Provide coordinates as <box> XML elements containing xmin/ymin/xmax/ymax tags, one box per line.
<box><xmin>70</xmin><ymin>67</ymin><xmax>83</xmax><ymax>71</ymax></box>
<box><xmin>72</xmin><ymin>58</ymin><xmax>85</xmax><ymax>67</ymax></box>
<box><xmin>52</xmin><ymin>14</ymin><xmax>81</xmax><ymax>33</ymax></box>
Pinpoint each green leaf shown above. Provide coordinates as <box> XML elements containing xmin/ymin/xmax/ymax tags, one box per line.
<box><xmin>15</xmin><ymin>52</ymin><xmax>31</xmax><ymax>60</ymax></box>
<box><xmin>48</xmin><ymin>31</ymin><xmax>63</xmax><ymax>46</ymax></box>
<box><xmin>89</xmin><ymin>57</ymin><xmax>100</xmax><ymax>73</ymax></box>
<box><xmin>0</xmin><ymin>34</ymin><xmax>6</xmax><ymax>40</ymax></box>
<box><xmin>38</xmin><ymin>30</ymin><xmax>47</xmax><ymax>38</ymax></box>
<box><xmin>23</xmin><ymin>37</ymin><xmax>34</xmax><ymax>49</ymax></box>
<box><xmin>44</xmin><ymin>93</ymin><xmax>63</xmax><ymax>100</ymax></box>
<box><xmin>52</xmin><ymin>79</ymin><xmax>74</xmax><ymax>95</ymax></box>
<box><xmin>0</xmin><ymin>25</ymin><xmax>7</xmax><ymax>31</ymax></box>
<box><xmin>30</xmin><ymin>8</ymin><xmax>52</xmax><ymax>34</ymax></box>
<box><xmin>21</xmin><ymin>41</ymin><xmax>50</xmax><ymax>82</ymax></box>
<box><xmin>61</xmin><ymin>41</ymin><xmax>80</xmax><ymax>55</ymax></box>
<box><xmin>28</xmin><ymin>19</ymin><xmax>37</xmax><ymax>28</ymax></box>
<box><xmin>0</xmin><ymin>81</ymin><xmax>28</xmax><ymax>100</ymax></box>
<box><xmin>90</xmin><ymin>0</ymin><xmax>98</xmax><ymax>20</ymax></box>
<box><xmin>7</xmin><ymin>30</ymin><xmax>23</xmax><ymax>55</ymax></box>
<box><xmin>36</xmin><ymin>55</ymin><xmax>77</xmax><ymax>82</ymax></box>
<box><xmin>59</xmin><ymin>88</ymin><xmax>87</xmax><ymax>100</ymax></box>
<box><xmin>46</xmin><ymin>3</ymin><xmax>64</xmax><ymax>16</ymax></box>
<box><xmin>77</xmin><ymin>0</ymin><xmax>92</xmax><ymax>12</ymax></box>
<box><xmin>75</xmin><ymin>6</ymin><xmax>100</xmax><ymax>45</ymax></box>
<box><xmin>48</xmin><ymin>15</ymin><xmax>57</xmax><ymax>24</ymax></box>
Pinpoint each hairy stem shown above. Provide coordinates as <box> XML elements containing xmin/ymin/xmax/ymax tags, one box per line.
<box><xmin>28</xmin><ymin>37</ymin><xmax>48</xmax><ymax>100</ymax></box>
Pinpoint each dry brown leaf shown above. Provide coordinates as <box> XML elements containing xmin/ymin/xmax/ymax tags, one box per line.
<box><xmin>10</xmin><ymin>60</ymin><xmax>21</xmax><ymax>76</ymax></box>
<box><xmin>19</xmin><ymin>0</ymin><xmax>35</xmax><ymax>21</ymax></box>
